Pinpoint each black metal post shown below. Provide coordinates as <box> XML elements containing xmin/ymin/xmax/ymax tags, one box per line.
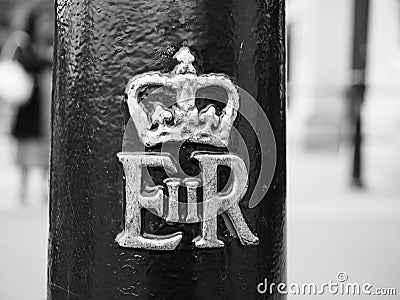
<box><xmin>49</xmin><ymin>1</ymin><xmax>286</xmax><ymax>299</ymax></box>
<box><xmin>349</xmin><ymin>0</ymin><xmax>370</xmax><ymax>187</ymax></box>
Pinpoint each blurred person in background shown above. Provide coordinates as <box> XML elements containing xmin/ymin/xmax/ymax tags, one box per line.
<box><xmin>9</xmin><ymin>1</ymin><xmax>53</xmax><ymax>203</ymax></box>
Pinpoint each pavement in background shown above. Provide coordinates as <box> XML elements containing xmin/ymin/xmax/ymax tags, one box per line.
<box><xmin>0</xmin><ymin>136</ymin><xmax>48</xmax><ymax>300</ymax></box>
<box><xmin>0</xmin><ymin>134</ymin><xmax>399</xmax><ymax>299</ymax></box>
<box><xmin>0</xmin><ymin>207</ymin><xmax>47</xmax><ymax>300</ymax></box>
<box><xmin>287</xmin><ymin>144</ymin><xmax>400</xmax><ymax>299</ymax></box>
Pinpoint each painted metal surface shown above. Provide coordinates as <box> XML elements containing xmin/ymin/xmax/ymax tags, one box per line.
<box><xmin>49</xmin><ymin>0</ymin><xmax>286</xmax><ymax>299</ymax></box>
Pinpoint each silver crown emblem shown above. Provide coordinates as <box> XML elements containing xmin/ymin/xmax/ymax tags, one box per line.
<box><xmin>125</xmin><ymin>47</ymin><xmax>239</xmax><ymax>147</ymax></box>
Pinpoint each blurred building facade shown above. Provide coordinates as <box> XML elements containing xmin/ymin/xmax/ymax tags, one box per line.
<box><xmin>288</xmin><ymin>0</ymin><xmax>353</xmax><ymax>149</ymax></box>
<box><xmin>288</xmin><ymin>0</ymin><xmax>400</xmax><ymax>143</ymax></box>
<box><xmin>288</xmin><ymin>0</ymin><xmax>400</xmax><ymax>189</ymax></box>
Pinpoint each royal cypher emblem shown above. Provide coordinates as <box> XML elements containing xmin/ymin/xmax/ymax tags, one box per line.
<box><xmin>116</xmin><ymin>46</ymin><xmax>258</xmax><ymax>250</ymax></box>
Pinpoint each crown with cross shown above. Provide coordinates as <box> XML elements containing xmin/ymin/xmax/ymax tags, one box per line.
<box><xmin>125</xmin><ymin>46</ymin><xmax>240</xmax><ymax>147</ymax></box>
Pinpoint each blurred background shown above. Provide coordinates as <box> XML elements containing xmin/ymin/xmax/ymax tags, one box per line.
<box><xmin>0</xmin><ymin>0</ymin><xmax>399</xmax><ymax>299</ymax></box>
